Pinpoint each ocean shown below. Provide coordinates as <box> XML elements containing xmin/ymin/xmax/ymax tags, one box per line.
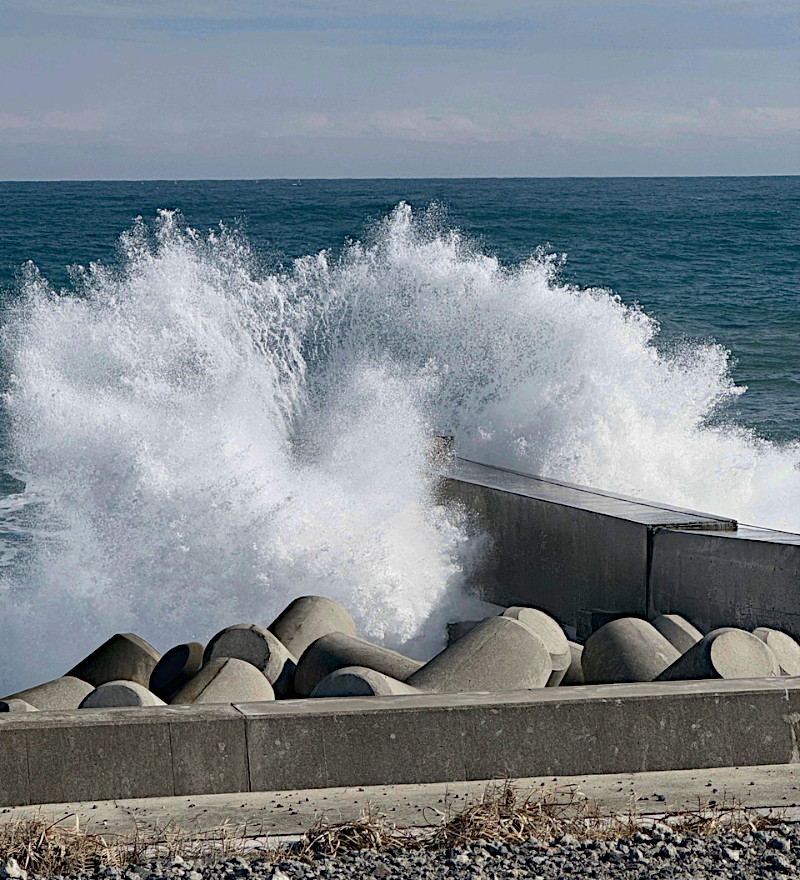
<box><xmin>0</xmin><ymin>177</ymin><xmax>797</xmax><ymax>693</ymax></box>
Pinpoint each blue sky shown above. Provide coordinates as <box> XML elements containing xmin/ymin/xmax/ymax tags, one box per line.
<box><xmin>0</xmin><ymin>0</ymin><xmax>797</xmax><ymax>178</ymax></box>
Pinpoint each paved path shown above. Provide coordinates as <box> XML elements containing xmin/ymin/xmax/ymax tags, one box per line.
<box><xmin>2</xmin><ymin>764</ymin><xmax>798</xmax><ymax>841</ymax></box>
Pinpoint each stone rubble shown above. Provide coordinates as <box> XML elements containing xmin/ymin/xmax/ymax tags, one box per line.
<box><xmin>17</xmin><ymin>823</ymin><xmax>800</xmax><ymax>880</ymax></box>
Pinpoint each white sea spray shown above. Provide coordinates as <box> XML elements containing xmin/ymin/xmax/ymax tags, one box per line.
<box><xmin>0</xmin><ymin>204</ymin><xmax>796</xmax><ymax>692</ymax></box>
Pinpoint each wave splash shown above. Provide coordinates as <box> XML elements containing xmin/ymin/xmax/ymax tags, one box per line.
<box><xmin>0</xmin><ymin>204</ymin><xmax>797</xmax><ymax>692</ymax></box>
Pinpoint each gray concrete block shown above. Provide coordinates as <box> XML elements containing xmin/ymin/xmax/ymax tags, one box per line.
<box><xmin>5</xmin><ymin>675</ymin><xmax>93</xmax><ymax>710</ymax></box>
<box><xmin>68</xmin><ymin>634</ymin><xmax>161</xmax><ymax>688</ymax></box>
<box><xmin>446</xmin><ymin>620</ymin><xmax>480</xmax><ymax>645</ymax></box>
<box><xmin>24</xmin><ymin>710</ymin><xmax>174</xmax><ymax>803</ymax></box>
<box><xmin>561</xmin><ymin>642</ymin><xmax>584</xmax><ymax>686</ymax></box>
<box><xmin>657</xmin><ymin>628</ymin><xmax>781</xmax><ymax>681</ymax></box>
<box><xmin>582</xmin><ymin>617</ymin><xmax>681</xmax><ymax>684</ymax></box>
<box><xmin>650</xmin><ymin>527</ymin><xmax>800</xmax><ymax>637</ymax></box>
<box><xmin>0</xmin><ymin>699</ymin><xmax>38</xmax><ymax>712</ymax></box>
<box><xmin>80</xmin><ymin>681</ymin><xmax>166</xmax><ymax>708</ymax></box>
<box><xmin>437</xmin><ymin>459</ymin><xmax>734</xmax><ymax>628</ymax></box>
<box><xmin>168</xmin><ymin>706</ymin><xmax>248</xmax><ymax>796</ymax></box>
<box><xmin>294</xmin><ymin>632</ymin><xmax>422</xmax><ymax>697</ymax></box>
<box><xmin>268</xmin><ymin>595</ymin><xmax>357</xmax><ymax>659</ymax></box>
<box><xmin>503</xmin><ymin>606</ymin><xmax>571</xmax><ymax>686</ymax></box>
<box><xmin>150</xmin><ymin>642</ymin><xmax>205</xmax><ymax>701</ymax></box>
<box><xmin>459</xmin><ymin>679</ymin><xmax>800</xmax><ymax>779</ymax></box>
<box><xmin>239</xmin><ymin>705</ymin><xmax>330</xmax><ymax>791</ymax></box>
<box><xmin>753</xmin><ymin>627</ymin><xmax>800</xmax><ymax>676</ymax></box>
<box><xmin>204</xmin><ymin>625</ymin><xmax>295</xmax><ymax>698</ymax></box>
<box><xmin>240</xmin><ymin>697</ymin><xmax>467</xmax><ymax>790</ymax></box>
<box><xmin>0</xmin><ymin>722</ymin><xmax>29</xmax><ymax>806</ymax></box>
<box><xmin>408</xmin><ymin>616</ymin><xmax>552</xmax><ymax>694</ymax></box>
<box><xmin>171</xmin><ymin>658</ymin><xmax>275</xmax><ymax>706</ymax></box>
<box><xmin>310</xmin><ymin>667</ymin><xmax>421</xmax><ymax>697</ymax></box>
<box><xmin>651</xmin><ymin>614</ymin><xmax>704</xmax><ymax>654</ymax></box>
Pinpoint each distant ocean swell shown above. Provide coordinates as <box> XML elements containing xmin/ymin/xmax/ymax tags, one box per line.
<box><xmin>0</xmin><ymin>204</ymin><xmax>797</xmax><ymax>693</ymax></box>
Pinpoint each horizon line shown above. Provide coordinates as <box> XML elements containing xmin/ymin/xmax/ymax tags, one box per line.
<box><xmin>1</xmin><ymin>173</ymin><xmax>798</xmax><ymax>183</ymax></box>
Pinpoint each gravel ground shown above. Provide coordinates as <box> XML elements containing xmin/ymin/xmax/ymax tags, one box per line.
<box><xmin>6</xmin><ymin>821</ymin><xmax>799</xmax><ymax>880</ymax></box>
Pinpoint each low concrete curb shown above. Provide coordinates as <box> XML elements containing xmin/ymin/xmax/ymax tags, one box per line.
<box><xmin>2</xmin><ymin>678</ymin><xmax>800</xmax><ymax>808</ymax></box>
<box><xmin>3</xmin><ymin>764</ymin><xmax>799</xmax><ymax>839</ymax></box>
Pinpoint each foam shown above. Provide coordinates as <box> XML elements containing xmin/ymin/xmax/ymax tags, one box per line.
<box><xmin>0</xmin><ymin>204</ymin><xmax>796</xmax><ymax>693</ymax></box>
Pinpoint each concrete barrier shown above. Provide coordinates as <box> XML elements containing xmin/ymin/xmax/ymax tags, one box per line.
<box><xmin>3</xmin><ymin>678</ymin><xmax>800</xmax><ymax>808</ymax></box>
<box><xmin>650</xmin><ymin>526</ymin><xmax>800</xmax><ymax>639</ymax></box>
<box><xmin>438</xmin><ymin>459</ymin><xmax>800</xmax><ymax>647</ymax></box>
<box><xmin>438</xmin><ymin>458</ymin><xmax>736</xmax><ymax>627</ymax></box>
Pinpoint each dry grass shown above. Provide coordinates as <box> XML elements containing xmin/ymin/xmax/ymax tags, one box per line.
<box><xmin>0</xmin><ymin>783</ymin><xmax>783</xmax><ymax>872</ymax></box>
<box><xmin>0</xmin><ymin>814</ymin><xmax>278</xmax><ymax>876</ymax></box>
<box><xmin>298</xmin><ymin>780</ymin><xmax>783</xmax><ymax>858</ymax></box>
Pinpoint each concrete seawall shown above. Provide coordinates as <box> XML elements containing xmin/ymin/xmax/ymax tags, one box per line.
<box><xmin>2</xmin><ymin>678</ymin><xmax>799</xmax><ymax>808</ymax></box>
<box><xmin>2</xmin><ymin>457</ymin><xmax>798</xmax><ymax>811</ymax></box>
<box><xmin>440</xmin><ymin>457</ymin><xmax>799</xmax><ymax>639</ymax></box>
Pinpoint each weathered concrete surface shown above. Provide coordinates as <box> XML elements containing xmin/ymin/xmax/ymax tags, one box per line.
<box><xmin>407</xmin><ymin>616</ymin><xmax>552</xmax><ymax>694</ymax></box>
<box><xmin>503</xmin><ymin>607</ymin><xmax>571</xmax><ymax>686</ymax></box>
<box><xmin>310</xmin><ymin>667</ymin><xmax>421</xmax><ymax>698</ymax></box>
<box><xmin>80</xmin><ymin>681</ymin><xmax>166</xmax><ymax>708</ymax></box>
<box><xmin>0</xmin><ymin>699</ymin><xmax>38</xmax><ymax>712</ymax></box>
<box><xmin>438</xmin><ymin>458</ymin><xmax>735</xmax><ymax>627</ymax></box>
<box><xmin>4</xmin><ymin>764</ymin><xmax>799</xmax><ymax>840</ymax></box>
<box><xmin>150</xmin><ymin>642</ymin><xmax>205</xmax><ymax>701</ymax></box>
<box><xmin>657</xmin><ymin>628</ymin><xmax>780</xmax><ymax>681</ymax></box>
<box><xmin>650</xmin><ymin>526</ymin><xmax>800</xmax><ymax>638</ymax></box>
<box><xmin>4</xmin><ymin>680</ymin><xmax>800</xmax><ymax>808</ymax></box>
<box><xmin>4</xmin><ymin>675</ymin><xmax>93</xmax><ymax>711</ymax></box>
<box><xmin>68</xmin><ymin>633</ymin><xmax>160</xmax><ymax>688</ymax></box>
<box><xmin>294</xmin><ymin>633</ymin><xmax>422</xmax><ymax>697</ymax></box>
<box><xmin>652</xmin><ymin>613</ymin><xmax>704</xmax><ymax>654</ymax></box>
<box><xmin>171</xmin><ymin>658</ymin><xmax>275</xmax><ymax>706</ymax></box>
<box><xmin>239</xmin><ymin>678</ymin><xmax>800</xmax><ymax>792</ymax></box>
<box><xmin>754</xmin><ymin>627</ymin><xmax>800</xmax><ymax>676</ymax></box>
<box><xmin>204</xmin><ymin>625</ymin><xmax>296</xmax><ymax>698</ymax></box>
<box><xmin>582</xmin><ymin>618</ymin><xmax>680</xmax><ymax>684</ymax></box>
<box><xmin>269</xmin><ymin>596</ymin><xmax>357</xmax><ymax>660</ymax></box>
<box><xmin>562</xmin><ymin>642</ymin><xmax>584</xmax><ymax>685</ymax></box>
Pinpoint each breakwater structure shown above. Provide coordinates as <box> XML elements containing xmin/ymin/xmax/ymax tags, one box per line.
<box><xmin>1</xmin><ymin>455</ymin><xmax>799</xmax><ymax>811</ymax></box>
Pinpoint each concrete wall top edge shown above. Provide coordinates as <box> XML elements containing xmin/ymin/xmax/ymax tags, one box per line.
<box><xmin>0</xmin><ymin>704</ymin><xmax>242</xmax><ymax>729</ymax></box>
<box><xmin>447</xmin><ymin>458</ymin><xmax>737</xmax><ymax>530</ymax></box>
<box><xmin>661</xmin><ymin>525</ymin><xmax>800</xmax><ymax>544</ymax></box>
<box><xmin>3</xmin><ymin>679</ymin><xmax>796</xmax><ymax>732</ymax></box>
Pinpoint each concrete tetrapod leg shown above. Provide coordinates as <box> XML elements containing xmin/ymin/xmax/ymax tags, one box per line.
<box><xmin>446</xmin><ymin>620</ymin><xmax>480</xmax><ymax>645</ymax></box>
<box><xmin>407</xmin><ymin>616</ymin><xmax>552</xmax><ymax>694</ymax></box>
<box><xmin>79</xmin><ymin>681</ymin><xmax>166</xmax><ymax>708</ymax></box>
<box><xmin>149</xmin><ymin>642</ymin><xmax>205</xmax><ymax>701</ymax></box>
<box><xmin>170</xmin><ymin>657</ymin><xmax>275</xmax><ymax>705</ymax></box>
<box><xmin>657</xmin><ymin>628</ymin><xmax>781</xmax><ymax>682</ymax></box>
<box><xmin>753</xmin><ymin>627</ymin><xmax>800</xmax><ymax>676</ymax></box>
<box><xmin>582</xmin><ymin>617</ymin><xmax>681</xmax><ymax>684</ymax></box>
<box><xmin>651</xmin><ymin>614</ymin><xmax>704</xmax><ymax>654</ymax></box>
<box><xmin>4</xmin><ymin>675</ymin><xmax>93</xmax><ymax>710</ymax></box>
<box><xmin>561</xmin><ymin>642</ymin><xmax>585</xmax><ymax>685</ymax></box>
<box><xmin>310</xmin><ymin>666</ymin><xmax>421</xmax><ymax>697</ymax></box>
<box><xmin>268</xmin><ymin>595</ymin><xmax>357</xmax><ymax>659</ymax></box>
<box><xmin>0</xmin><ymin>698</ymin><xmax>38</xmax><ymax>712</ymax></box>
<box><xmin>204</xmin><ymin>625</ymin><xmax>296</xmax><ymax>698</ymax></box>
<box><xmin>503</xmin><ymin>606</ymin><xmax>571</xmax><ymax>686</ymax></box>
<box><xmin>68</xmin><ymin>633</ymin><xmax>161</xmax><ymax>687</ymax></box>
<box><xmin>294</xmin><ymin>632</ymin><xmax>423</xmax><ymax>697</ymax></box>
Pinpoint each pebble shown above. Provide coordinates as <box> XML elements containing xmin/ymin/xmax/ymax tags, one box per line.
<box><xmin>17</xmin><ymin>823</ymin><xmax>800</xmax><ymax>879</ymax></box>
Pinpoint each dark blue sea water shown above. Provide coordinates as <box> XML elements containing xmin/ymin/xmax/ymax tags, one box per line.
<box><xmin>0</xmin><ymin>177</ymin><xmax>797</xmax><ymax>693</ymax></box>
<box><xmin>1</xmin><ymin>177</ymin><xmax>797</xmax><ymax>442</ymax></box>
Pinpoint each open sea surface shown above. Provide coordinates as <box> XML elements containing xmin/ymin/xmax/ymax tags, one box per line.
<box><xmin>0</xmin><ymin>177</ymin><xmax>797</xmax><ymax>692</ymax></box>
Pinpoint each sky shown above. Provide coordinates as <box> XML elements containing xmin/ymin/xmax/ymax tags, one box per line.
<box><xmin>0</xmin><ymin>0</ymin><xmax>798</xmax><ymax>179</ymax></box>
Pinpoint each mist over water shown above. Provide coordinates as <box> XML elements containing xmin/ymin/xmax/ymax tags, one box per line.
<box><xmin>0</xmin><ymin>203</ymin><xmax>797</xmax><ymax>693</ymax></box>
